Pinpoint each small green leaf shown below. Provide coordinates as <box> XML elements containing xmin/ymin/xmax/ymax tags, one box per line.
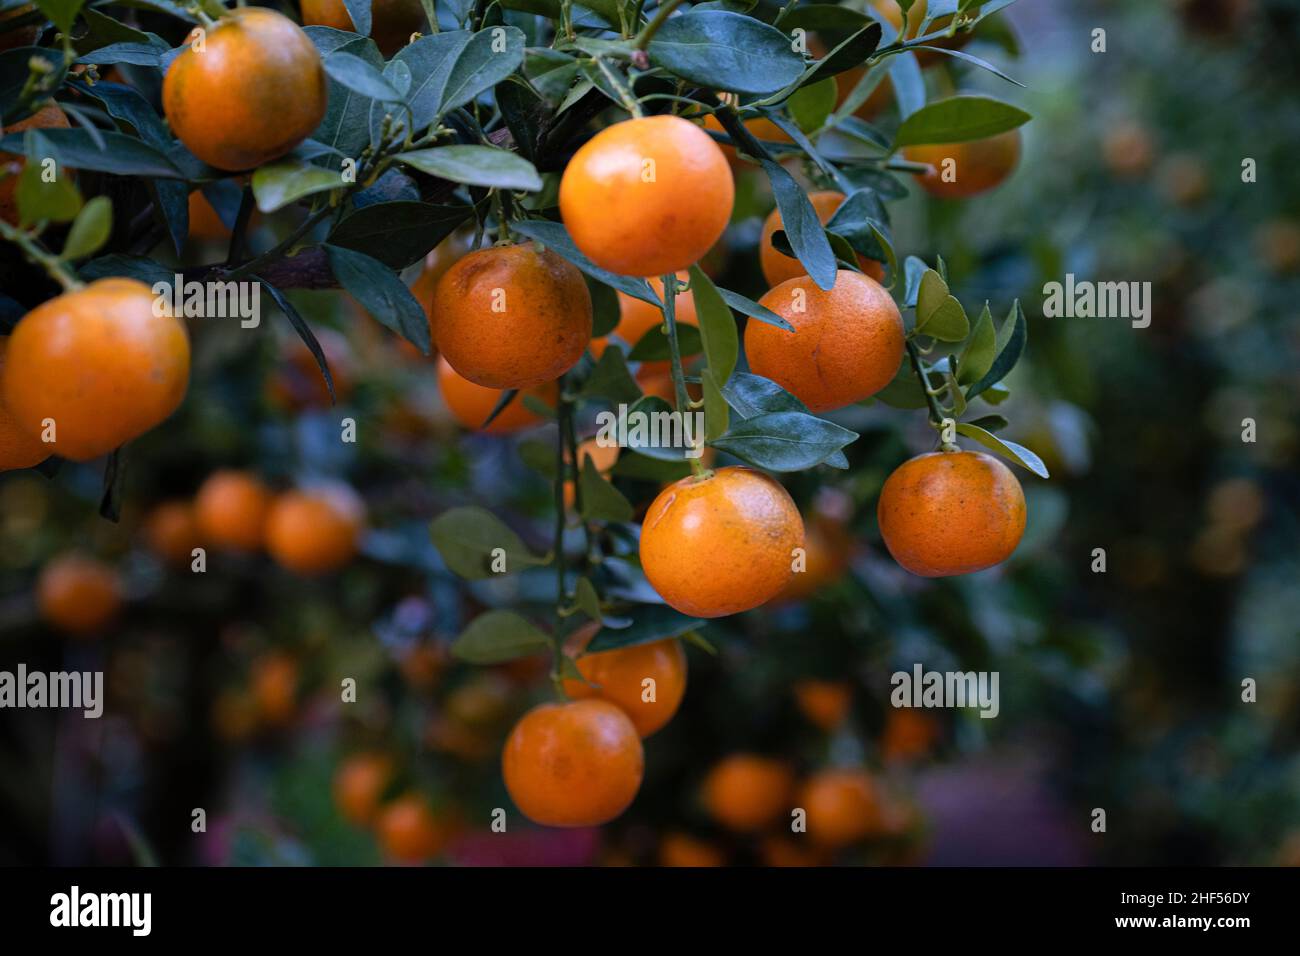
<box><xmin>965</xmin><ymin>300</ymin><xmax>1026</xmax><ymax>401</ymax></box>
<box><xmin>579</xmin><ymin>455</ymin><xmax>633</xmax><ymax>523</ymax></box>
<box><xmin>955</xmin><ymin>422</ymin><xmax>1049</xmax><ymax>479</ymax></box>
<box><xmin>957</xmin><ymin>302</ymin><xmax>995</xmax><ymax>384</ymax></box>
<box><xmin>574</xmin><ymin>576</ymin><xmax>602</xmax><ymax>622</ymax></box>
<box><xmin>16</xmin><ymin>162</ymin><xmax>81</xmax><ymax>226</ymax></box>
<box><xmin>394</xmin><ymin>145</ymin><xmax>542</xmax><ymax>191</ymax></box>
<box><xmin>579</xmin><ymin>346</ymin><xmax>642</xmax><ymax>405</ymax></box>
<box><xmin>60</xmin><ymin>196</ymin><xmax>112</xmax><ymax>260</ymax></box>
<box><xmin>451</xmin><ymin>610</ymin><xmax>551</xmax><ymax>663</ymax></box>
<box><xmin>702</xmin><ymin>367</ymin><xmax>728</xmax><ymax>443</ymax></box>
<box><xmin>914</xmin><ymin>269</ymin><xmax>968</xmax><ymax>341</ymax></box>
<box><xmin>687</xmin><ymin>265</ymin><xmax>737</xmax><ymax>386</ymax></box>
<box><xmin>788</xmin><ymin>77</ymin><xmax>837</xmax><ymax>133</ymax></box>
<box><xmin>252</xmin><ymin>159</ymin><xmax>341</xmax><ymax>213</ymax></box>
<box><xmin>894</xmin><ymin>94</ymin><xmax>1031</xmax><ymax>147</ymax></box>
<box><xmin>431</xmin><ymin>506</ymin><xmax>546</xmax><ymax>578</ymax></box>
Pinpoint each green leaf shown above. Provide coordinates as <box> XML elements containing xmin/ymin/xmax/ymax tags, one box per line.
<box><xmin>787</xmin><ymin>77</ymin><xmax>837</xmax><ymax>134</ymax></box>
<box><xmin>965</xmin><ymin>300</ymin><xmax>1026</xmax><ymax>401</ymax></box>
<box><xmin>894</xmin><ymin>94</ymin><xmax>1031</xmax><ymax>147</ymax></box>
<box><xmin>627</xmin><ymin>322</ymin><xmax>702</xmax><ymax>362</ymax></box>
<box><xmin>702</xmin><ymin>368</ymin><xmax>728</xmax><ymax>442</ymax></box>
<box><xmin>451</xmin><ymin>610</ymin><xmax>551</xmax><ymax>663</ymax></box>
<box><xmin>324</xmin><ymin>244</ymin><xmax>431</xmax><ymax>353</ymax></box>
<box><xmin>586</xmin><ymin>604</ymin><xmax>706</xmax><ymax>653</ymax></box>
<box><xmin>579</xmin><ymin>346</ymin><xmax>642</xmax><ymax>405</ymax></box>
<box><xmin>340</xmin><ymin>0</ymin><xmax>371</xmax><ymax>34</ymax></box>
<box><xmin>385</xmin><ymin>27</ymin><xmax>525</xmax><ymax>135</ymax></box>
<box><xmin>0</xmin><ymin>128</ymin><xmax>178</xmax><ymax>178</ymax></box>
<box><xmin>709</xmin><ymin>410</ymin><xmax>856</xmax><ymax>472</ymax></box>
<box><xmin>15</xmin><ymin>161</ymin><xmax>81</xmax><ymax>225</ymax></box>
<box><xmin>431</xmin><ymin>506</ymin><xmax>546</xmax><ymax>578</ymax></box>
<box><xmin>60</xmin><ymin>195</ymin><xmax>111</xmax><ymax>260</ymax></box>
<box><xmin>79</xmin><ymin>254</ymin><xmax>173</xmax><ymax>285</ymax></box>
<box><xmin>954</xmin><ymin>423</ymin><xmax>1049</xmax><ymax>479</ymax></box>
<box><xmin>394</xmin><ymin>145</ymin><xmax>542</xmax><ymax>191</ymax></box>
<box><xmin>588</xmin><ymin>276</ymin><xmax>619</xmax><ymax>338</ymax></box>
<box><xmin>315</xmin><ymin>34</ymin><xmax>384</xmax><ymax>156</ymax></box>
<box><xmin>686</xmin><ymin>266</ymin><xmax>737</xmax><ymax>386</ymax></box>
<box><xmin>252</xmin><ymin>159</ymin><xmax>341</xmax><ymax>213</ymax></box>
<box><xmin>965</xmin><ymin>414</ymin><xmax>1008</xmax><ymax>432</ymax></box>
<box><xmin>914</xmin><ymin>269</ymin><xmax>968</xmax><ymax>341</ymax></box>
<box><xmin>761</xmin><ymin>159</ymin><xmax>837</xmax><ymax>291</ymax></box>
<box><xmin>324</xmin><ymin>50</ymin><xmax>404</xmax><ymax>102</ymax></box>
<box><xmin>646</xmin><ymin>10</ymin><xmax>804</xmax><ymax>95</ymax></box>
<box><xmin>35</xmin><ymin>0</ymin><xmax>84</xmax><ymax>35</ymax></box>
<box><xmin>720</xmin><ymin>287</ymin><xmax>793</xmax><ymax>331</ymax></box>
<box><xmin>574</xmin><ymin>576</ymin><xmax>603</xmax><ymax>622</ymax></box>
<box><xmin>873</xmin><ymin>361</ymin><xmax>929</xmax><ymax>409</ymax></box>
<box><xmin>579</xmin><ymin>454</ymin><xmax>633</xmax><ymax>523</ymax></box>
<box><xmin>328</xmin><ymin>201</ymin><xmax>472</xmax><ymax>270</ymax></box>
<box><xmin>510</xmin><ymin>219</ymin><xmax>658</xmax><ymax>305</ymax></box>
<box><xmin>496</xmin><ymin>75</ymin><xmax>544</xmax><ymax>162</ymax></box>
<box><xmin>957</xmin><ymin>302</ymin><xmax>995</xmax><ymax>385</ymax></box>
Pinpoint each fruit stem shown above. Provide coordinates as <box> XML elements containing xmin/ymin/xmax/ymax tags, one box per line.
<box><xmin>660</xmin><ymin>274</ymin><xmax>708</xmax><ymax>476</ymax></box>
<box><xmin>635</xmin><ymin>0</ymin><xmax>688</xmax><ymax>49</ymax></box>
<box><xmin>904</xmin><ymin>336</ymin><xmax>952</xmax><ymax>437</ymax></box>
<box><xmin>225</xmin><ymin>205</ymin><xmax>332</xmax><ymax>280</ymax></box>
<box><xmin>0</xmin><ymin>218</ymin><xmax>83</xmax><ymax>292</ymax></box>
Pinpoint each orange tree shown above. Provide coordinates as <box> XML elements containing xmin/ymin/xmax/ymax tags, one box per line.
<box><xmin>1</xmin><ymin>0</ymin><xmax>1045</xmax><ymax>842</ymax></box>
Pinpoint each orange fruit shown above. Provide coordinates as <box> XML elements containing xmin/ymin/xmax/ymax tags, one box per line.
<box><xmin>265</xmin><ymin>482</ymin><xmax>365</xmax><ymax>576</ymax></box>
<box><xmin>746</xmin><ymin>270</ymin><xmax>904</xmax><ymax>412</ymax></box>
<box><xmin>774</xmin><ymin>517</ymin><xmax>853</xmax><ymax>603</ymax></box>
<box><xmin>300</xmin><ymin>0</ymin><xmax>424</xmax><ymax>56</ymax></box>
<box><xmin>408</xmin><ymin>230</ymin><xmax>473</xmax><ymax>350</ymax></box>
<box><xmin>903</xmin><ymin>129</ymin><xmax>1022</xmax><ymax>199</ymax></box>
<box><xmin>251</xmin><ymin>651</ymin><xmax>298</xmax><ymax>724</ymax></box>
<box><xmin>36</xmin><ymin>554</ymin><xmax>121</xmax><ymax>636</ymax></box>
<box><xmin>1102</xmin><ymin>121</ymin><xmax>1154</xmax><ymax>179</ymax></box>
<box><xmin>799</xmin><ymin>768</ymin><xmax>882</xmax><ymax>847</ymax></box>
<box><xmin>877</xmin><ymin>450</ymin><xmax>1026</xmax><ymax>576</ymax></box>
<box><xmin>881</xmin><ymin>708</ymin><xmax>940</xmax><ymax>762</ymax></box>
<box><xmin>163</xmin><ymin>7</ymin><xmax>326</xmax><ymax>171</ymax></box>
<box><xmin>0</xmin><ymin>104</ymin><xmax>70</xmax><ymax>225</ymax></box>
<box><xmin>194</xmin><ymin>470</ymin><xmax>273</xmax><ymax>552</ymax></box>
<box><xmin>759</xmin><ymin>835</ymin><xmax>827</xmax><ymax>867</ymax></box>
<box><xmin>659</xmin><ymin>832</ymin><xmax>725</xmax><ymax>867</ymax></box>
<box><xmin>502</xmin><ymin>699</ymin><xmax>644</xmax><ymax>827</ymax></box>
<box><xmin>0</xmin><ymin>338</ymin><xmax>50</xmax><ymax>472</ymax></box>
<box><xmin>376</xmin><ymin>792</ymin><xmax>446</xmax><ymax>862</ymax></box>
<box><xmin>793</xmin><ymin>679</ymin><xmax>852</xmax><ymax>732</ymax></box>
<box><xmin>759</xmin><ymin>191</ymin><xmax>885</xmax><ymax>287</ymax></box>
<box><xmin>1</xmin><ymin>278</ymin><xmax>190</xmax><ymax>461</ymax></box>
<box><xmin>1254</xmin><ymin>218</ymin><xmax>1300</xmax><ymax>275</ymax></box>
<box><xmin>613</xmin><ymin>273</ymin><xmax>698</xmax><ymax>351</ymax></box>
<box><xmin>333</xmin><ymin>753</ymin><xmax>394</xmax><ymax>827</ymax></box>
<box><xmin>0</xmin><ymin>5</ymin><xmax>40</xmax><ymax>53</ymax></box>
<box><xmin>143</xmin><ymin>500</ymin><xmax>202</xmax><ymax>565</ymax></box>
<box><xmin>432</xmin><ymin>242</ymin><xmax>592</xmax><ymax>389</ymax></box>
<box><xmin>436</xmin><ymin>356</ymin><xmax>556</xmax><ymax>433</ymax></box>
<box><xmin>702</xmin><ymin>754</ymin><xmax>794</xmax><ymax>833</ymax></box>
<box><xmin>187</xmin><ymin>190</ymin><xmax>230</xmax><ymax>241</ymax></box>
<box><xmin>640</xmin><ymin>467</ymin><xmax>804</xmax><ymax>618</ymax></box>
<box><xmin>562</xmin><ymin>630</ymin><xmax>688</xmax><ymax>738</ymax></box>
<box><xmin>560</xmin><ymin>114</ymin><xmax>734</xmax><ymax>277</ymax></box>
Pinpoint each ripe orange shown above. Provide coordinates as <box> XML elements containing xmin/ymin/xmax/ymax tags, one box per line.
<box><xmin>502</xmin><ymin>699</ymin><xmax>644</xmax><ymax>827</ymax></box>
<box><xmin>659</xmin><ymin>832</ymin><xmax>726</xmax><ymax>867</ymax></box>
<box><xmin>432</xmin><ymin>242</ymin><xmax>592</xmax><ymax>389</ymax></box>
<box><xmin>251</xmin><ymin>651</ymin><xmax>298</xmax><ymax>724</ymax></box>
<box><xmin>799</xmin><ymin>768</ymin><xmax>882</xmax><ymax>847</ymax></box>
<box><xmin>563</xmin><ymin>438</ymin><xmax>620</xmax><ymax>508</ymax></box>
<box><xmin>793</xmin><ymin>679</ymin><xmax>852</xmax><ymax>732</ymax></box>
<box><xmin>2</xmin><ymin>278</ymin><xmax>190</xmax><ymax>461</ymax></box>
<box><xmin>640</xmin><ymin>467</ymin><xmax>804</xmax><ymax>618</ymax></box>
<box><xmin>300</xmin><ymin>0</ymin><xmax>424</xmax><ymax>56</ymax></box>
<box><xmin>163</xmin><ymin>7</ymin><xmax>327</xmax><ymax>171</ymax></box>
<box><xmin>376</xmin><ymin>793</ymin><xmax>446</xmax><ymax>862</ymax></box>
<box><xmin>562</xmin><ymin>629</ymin><xmax>687</xmax><ymax>738</ymax></box>
<box><xmin>436</xmin><ymin>357</ymin><xmax>556</xmax><ymax>433</ymax></box>
<box><xmin>0</xmin><ymin>338</ymin><xmax>50</xmax><ymax>472</ymax></box>
<box><xmin>143</xmin><ymin>500</ymin><xmax>202</xmax><ymax>565</ymax></box>
<box><xmin>333</xmin><ymin>753</ymin><xmax>394</xmax><ymax>827</ymax></box>
<box><xmin>0</xmin><ymin>104</ymin><xmax>70</xmax><ymax>225</ymax></box>
<box><xmin>903</xmin><ymin>129</ymin><xmax>1022</xmax><ymax>199</ymax></box>
<box><xmin>0</xmin><ymin>5</ymin><xmax>40</xmax><ymax>53</ymax></box>
<box><xmin>877</xmin><ymin>450</ymin><xmax>1026</xmax><ymax>576</ymax></box>
<box><xmin>36</xmin><ymin>554</ymin><xmax>122</xmax><ymax>636</ymax></box>
<box><xmin>746</xmin><ymin>270</ymin><xmax>904</xmax><ymax>412</ymax></box>
<box><xmin>881</xmin><ymin>708</ymin><xmax>940</xmax><ymax>762</ymax></box>
<box><xmin>408</xmin><ymin>230</ymin><xmax>473</xmax><ymax>349</ymax></box>
<box><xmin>194</xmin><ymin>470</ymin><xmax>273</xmax><ymax>552</ymax></box>
<box><xmin>265</xmin><ymin>482</ymin><xmax>365</xmax><ymax>576</ymax></box>
<box><xmin>560</xmin><ymin>114</ymin><xmax>734</xmax><ymax>277</ymax></box>
<box><xmin>702</xmin><ymin>754</ymin><xmax>794</xmax><ymax>833</ymax></box>
<box><xmin>759</xmin><ymin>191</ymin><xmax>885</xmax><ymax>287</ymax></box>
<box><xmin>774</xmin><ymin>516</ymin><xmax>853</xmax><ymax>603</ymax></box>
<box><xmin>188</xmin><ymin>190</ymin><xmax>229</xmax><ymax>241</ymax></box>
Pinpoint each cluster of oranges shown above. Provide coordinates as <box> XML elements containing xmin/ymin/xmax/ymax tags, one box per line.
<box><xmin>333</xmin><ymin>753</ymin><xmax>454</xmax><ymax>863</ymax></box>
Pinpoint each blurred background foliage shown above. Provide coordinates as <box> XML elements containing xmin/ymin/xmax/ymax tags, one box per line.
<box><xmin>2</xmin><ymin>0</ymin><xmax>1298</xmax><ymax>866</ymax></box>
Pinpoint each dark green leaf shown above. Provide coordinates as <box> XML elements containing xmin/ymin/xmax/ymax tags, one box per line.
<box><xmin>579</xmin><ymin>455</ymin><xmax>633</xmax><ymax>522</ymax></box>
<box><xmin>894</xmin><ymin>94</ymin><xmax>1031</xmax><ymax>147</ymax></box>
<box><xmin>760</xmin><ymin>158</ymin><xmax>837</xmax><ymax>291</ymax></box>
<box><xmin>709</xmin><ymin>410</ymin><xmax>857</xmax><ymax>472</ymax></box>
<box><xmin>395</xmin><ymin>144</ymin><xmax>542</xmax><ymax>191</ymax></box>
<box><xmin>954</xmin><ymin>423</ymin><xmax>1049</xmax><ymax>478</ymax></box>
<box><xmin>431</xmin><ymin>506</ymin><xmax>546</xmax><ymax>578</ymax></box>
<box><xmin>647</xmin><ymin>10</ymin><xmax>804</xmax><ymax>95</ymax></box>
<box><xmin>324</xmin><ymin>244</ymin><xmax>430</xmax><ymax>353</ymax></box>
<box><xmin>586</xmin><ymin>604</ymin><xmax>706</xmax><ymax>652</ymax></box>
<box><xmin>451</xmin><ymin>610</ymin><xmax>551</xmax><ymax>663</ymax></box>
<box><xmin>328</xmin><ymin>201</ymin><xmax>471</xmax><ymax>269</ymax></box>
<box><xmin>511</xmin><ymin>219</ymin><xmax>658</xmax><ymax>305</ymax></box>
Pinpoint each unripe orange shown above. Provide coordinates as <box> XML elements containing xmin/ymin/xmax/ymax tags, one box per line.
<box><xmin>639</xmin><ymin>467</ymin><xmax>804</xmax><ymax>618</ymax></box>
<box><xmin>877</xmin><ymin>450</ymin><xmax>1026</xmax><ymax>576</ymax></box>
<box><xmin>560</xmin><ymin>115</ymin><xmax>734</xmax><ymax>277</ymax></box>
<box><xmin>746</xmin><ymin>270</ymin><xmax>904</xmax><ymax>412</ymax></box>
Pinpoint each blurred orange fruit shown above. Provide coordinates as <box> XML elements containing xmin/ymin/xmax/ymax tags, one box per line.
<box><xmin>195</xmin><ymin>470</ymin><xmax>273</xmax><ymax>552</ymax></box>
<box><xmin>793</xmin><ymin>679</ymin><xmax>852</xmax><ymax>731</ymax></box>
<box><xmin>436</xmin><ymin>356</ymin><xmax>556</xmax><ymax>433</ymax></box>
<box><xmin>333</xmin><ymin>753</ymin><xmax>395</xmax><ymax>827</ymax></box>
<box><xmin>36</xmin><ymin>554</ymin><xmax>121</xmax><ymax>636</ymax></box>
<box><xmin>265</xmin><ymin>482</ymin><xmax>365</xmax><ymax>576</ymax></box>
<box><xmin>903</xmin><ymin>129</ymin><xmax>1022</xmax><ymax>199</ymax></box>
<box><xmin>702</xmin><ymin>754</ymin><xmax>794</xmax><ymax>833</ymax></box>
<box><xmin>799</xmin><ymin>768</ymin><xmax>883</xmax><ymax>848</ymax></box>
<box><xmin>562</xmin><ymin>628</ymin><xmax>688</xmax><ymax>738</ymax></box>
